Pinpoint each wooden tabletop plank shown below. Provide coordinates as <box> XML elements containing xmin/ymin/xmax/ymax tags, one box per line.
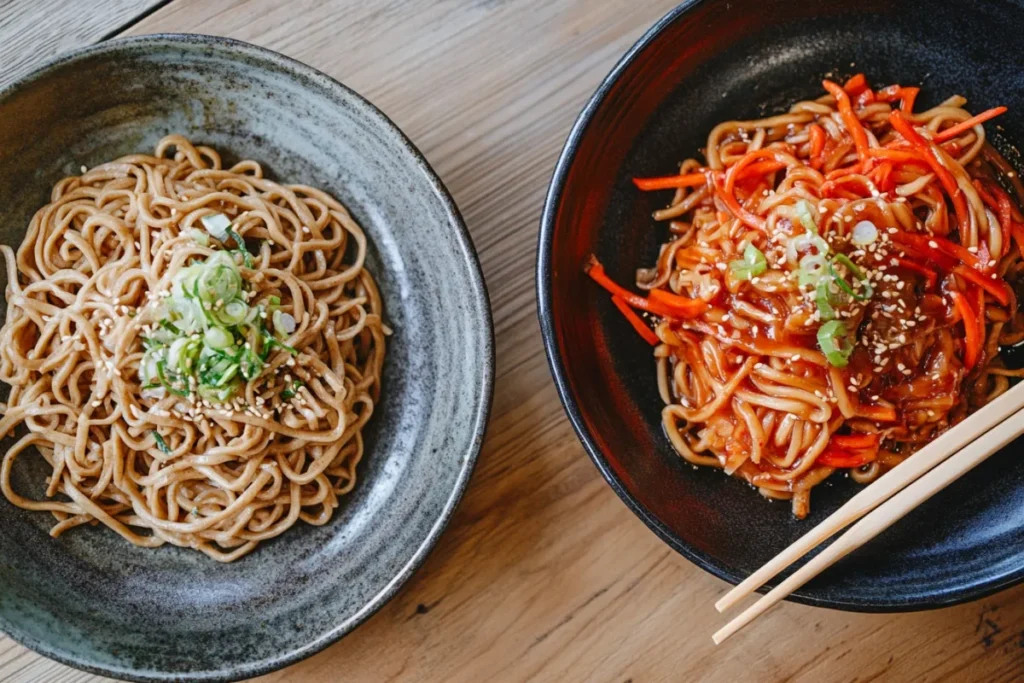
<box><xmin>0</xmin><ymin>0</ymin><xmax>167</xmax><ymax>90</ymax></box>
<box><xmin>4</xmin><ymin>0</ymin><xmax>1024</xmax><ymax>681</ymax></box>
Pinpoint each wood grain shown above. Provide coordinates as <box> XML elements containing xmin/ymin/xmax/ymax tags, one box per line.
<box><xmin>0</xmin><ymin>0</ymin><xmax>166</xmax><ymax>90</ymax></box>
<box><xmin>5</xmin><ymin>0</ymin><xmax>1024</xmax><ymax>681</ymax></box>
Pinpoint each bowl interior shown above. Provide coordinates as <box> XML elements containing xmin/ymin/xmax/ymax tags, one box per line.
<box><xmin>0</xmin><ymin>35</ymin><xmax>491</xmax><ymax>680</ymax></box>
<box><xmin>542</xmin><ymin>0</ymin><xmax>1024</xmax><ymax>609</ymax></box>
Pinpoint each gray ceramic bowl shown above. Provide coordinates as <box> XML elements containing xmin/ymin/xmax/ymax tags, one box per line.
<box><xmin>0</xmin><ymin>34</ymin><xmax>493</xmax><ymax>682</ymax></box>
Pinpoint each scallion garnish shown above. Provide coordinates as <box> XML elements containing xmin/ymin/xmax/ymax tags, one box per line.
<box><xmin>815</xmin><ymin>279</ymin><xmax>841</xmax><ymax>321</ymax></box>
<box><xmin>199</xmin><ymin>213</ymin><xmax>253</xmax><ymax>267</ymax></box>
<box><xmin>729</xmin><ymin>243</ymin><xmax>767</xmax><ymax>281</ymax></box>
<box><xmin>794</xmin><ymin>199</ymin><xmax>818</xmax><ymax>234</ymax></box>
<box><xmin>272</xmin><ymin>309</ymin><xmax>296</xmax><ymax>336</ymax></box>
<box><xmin>200</xmin><ymin>213</ymin><xmax>231</xmax><ymax>241</ymax></box>
<box><xmin>226</xmin><ymin>227</ymin><xmax>253</xmax><ymax>268</ymax></box>
<box><xmin>817</xmin><ymin>320</ymin><xmax>853</xmax><ymax>367</ymax></box>
<box><xmin>281</xmin><ymin>380</ymin><xmax>303</xmax><ymax>400</ymax></box>
<box><xmin>797</xmin><ymin>252</ymin><xmax>828</xmax><ymax>288</ymax></box>
<box><xmin>140</xmin><ymin>244</ymin><xmax>294</xmax><ymax>404</ymax></box>
<box><xmin>152</xmin><ymin>432</ymin><xmax>172</xmax><ymax>455</ymax></box>
<box><xmin>829</xmin><ymin>253</ymin><xmax>873</xmax><ymax>300</ymax></box>
<box><xmin>851</xmin><ymin>220</ymin><xmax>878</xmax><ymax>245</ymax></box>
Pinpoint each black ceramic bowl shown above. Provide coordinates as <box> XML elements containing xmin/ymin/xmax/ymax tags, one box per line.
<box><xmin>538</xmin><ymin>0</ymin><xmax>1024</xmax><ymax>610</ymax></box>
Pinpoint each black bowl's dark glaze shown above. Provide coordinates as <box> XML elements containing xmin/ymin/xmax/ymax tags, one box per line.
<box><xmin>539</xmin><ymin>0</ymin><xmax>1024</xmax><ymax>610</ymax></box>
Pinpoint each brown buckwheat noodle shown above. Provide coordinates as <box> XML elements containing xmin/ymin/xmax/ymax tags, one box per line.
<box><xmin>0</xmin><ymin>135</ymin><xmax>387</xmax><ymax>562</ymax></box>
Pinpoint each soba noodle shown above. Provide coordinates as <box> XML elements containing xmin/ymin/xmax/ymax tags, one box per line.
<box><xmin>588</xmin><ymin>76</ymin><xmax>1024</xmax><ymax>517</ymax></box>
<box><xmin>0</xmin><ymin>135</ymin><xmax>387</xmax><ymax>561</ymax></box>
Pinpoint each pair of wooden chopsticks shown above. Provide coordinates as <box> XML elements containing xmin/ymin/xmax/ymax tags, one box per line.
<box><xmin>712</xmin><ymin>379</ymin><xmax>1024</xmax><ymax>644</ymax></box>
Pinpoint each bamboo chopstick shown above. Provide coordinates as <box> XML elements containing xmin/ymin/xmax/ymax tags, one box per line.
<box><xmin>712</xmin><ymin>400</ymin><xmax>1024</xmax><ymax>645</ymax></box>
<box><xmin>715</xmin><ymin>379</ymin><xmax>1024</xmax><ymax>614</ymax></box>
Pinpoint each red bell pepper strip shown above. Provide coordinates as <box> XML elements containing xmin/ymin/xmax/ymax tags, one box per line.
<box><xmin>611</xmin><ymin>296</ymin><xmax>659</xmax><ymax>345</ymax></box>
<box><xmin>585</xmin><ymin>256</ymin><xmax>707</xmax><ymax>319</ymax></box>
<box><xmin>933</xmin><ymin>107</ymin><xmax>1007</xmax><ymax>143</ymax></box>
<box><xmin>950</xmin><ymin>290</ymin><xmax>981</xmax><ymax>370</ymax></box>
<box><xmin>953</xmin><ymin>264</ymin><xmax>1012</xmax><ymax>306</ymax></box>
<box><xmin>823</xmin><ymin>80</ymin><xmax>869</xmax><ymax>162</ymax></box>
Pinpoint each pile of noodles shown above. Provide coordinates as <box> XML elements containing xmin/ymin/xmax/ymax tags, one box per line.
<box><xmin>0</xmin><ymin>135</ymin><xmax>387</xmax><ymax>561</ymax></box>
<box><xmin>593</xmin><ymin>76</ymin><xmax>1024</xmax><ymax>517</ymax></box>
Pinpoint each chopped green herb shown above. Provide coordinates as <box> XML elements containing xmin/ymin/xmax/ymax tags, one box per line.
<box><xmin>829</xmin><ymin>253</ymin><xmax>873</xmax><ymax>301</ymax></box>
<box><xmin>152</xmin><ymin>431</ymin><xmax>172</xmax><ymax>455</ymax></box>
<box><xmin>140</xmin><ymin>247</ymin><xmax>295</xmax><ymax>404</ymax></box>
<box><xmin>281</xmin><ymin>380</ymin><xmax>303</xmax><ymax>400</ymax></box>
<box><xmin>225</xmin><ymin>228</ymin><xmax>253</xmax><ymax>268</ymax></box>
<box><xmin>729</xmin><ymin>243</ymin><xmax>767</xmax><ymax>281</ymax></box>
<box><xmin>817</xmin><ymin>320</ymin><xmax>854</xmax><ymax>368</ymax></box>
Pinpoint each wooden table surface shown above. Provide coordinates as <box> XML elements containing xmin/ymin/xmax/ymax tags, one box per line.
<box><xmin>3</xmin><ymin>1</ymin><xmax>1024</xmax><ymax>681</ymax></box>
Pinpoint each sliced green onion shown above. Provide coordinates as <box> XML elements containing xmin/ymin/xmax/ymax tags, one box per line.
<box><xmin>263</xmin><ymin>334</ymin><xmax>298</xmax><ymax>357</ymax></box>
<box><xmin>214</xmin><ymin>363</ymin><xmax>239</xmax><ymax>387</ymax></box>
<box><xmin>140</xmin><ymin>353</ymin><xmax>159</xmax><ymax>384</ymax></box>
<box><xmin>216</xmin><ymin>300</ymin><xmax>249</xmax><ymax>326</ymax></box>
<box><xmin>225</xmin><ymin>228</ymin><xmax>253</xmax><ymax>268</ymax></box>
<box><xmin>281</xmin><ymin>380</ymin><xmax>303</xmax><ymax>400</ymax></box>
<box><xmin>239</xmin><ymin>345</ymin><xmax>264</xmax><ymax>380</ymax></box>
<box><xmin>272</xmin><ymin>309</ymin><xmax>297</xmax><ymax>336</ymax></box>
<box><xmin>189</xmin><ymin>228</ymin><xmax>210</xmax><ymax>246</ymax></box>
<box><xmin>798</xmin><ymin>252</ymin><xmax>828</xmax><ymax>287</ymax></box>
<box><xmin>729</xmin><ymin>243</ymin><xmax>767</xmax><ymax>281</ymax></box>
<box><xmin>152</xmin><ymin>432</ymin><xmax>172</xmax><ymax>455</ymax></box>
<box><xmin>829</xmin><ymin>253</ymin><xmax>873</xmax><ymax>301</ymax></box>
<box><xmin>204</xmin><ymin>326</ymin><xmax>233</xmax><ymax>350</ymax></box>
<box><xmin>851</xmin><ymin>220</ymin><xmax>878</xmax><ymax>246</ymax></box>
<box><xmin>815</xmin><ymin>280</ymin><xmax>837</xmax><ymax>321</ymax></box>
<box><xmin>817</xmin><ymin>320</ymin><xmax>854</xmax><ymax>367</ymax></box>
<box><xmin>140</xmin><ymin>244</ymin><xmax>281</xmax><ymax>403</ymax></box>
<box><xmin>265</xmin><ymin>295</ymin><xmax>281</xmax><ymax>318</ymax></box>
<box><xmin>156</xmin><ymin>359</ymin><xmax>189</xmax><ymax>397</ymax></box>
<box><xmin>794</xmin><ymin>200</ymin><xmax>818</xmax><ymax>234</ymax></box>
<box><xmin>167</xmin><ymin>338</ymin><xmax>189</xmax><ymax>372</ymax></box>
<box><xmin>785</xmin><ymin>231</ymin><xmax>830</xmax><ymax>265</ymax></box>
<box><xmin>198</xmin><ymin>264</ymin><xmax>242</xmax><ymax>304</ymax></box>
<box><xmin>198</xmin><ymin>383</ymin><xmax>238</xmax><ymax>403</ymax></box>
<box><xmin>201</xmin><ymin>213</ymin><xmax>231</xmax><ymax>242</ymax></box>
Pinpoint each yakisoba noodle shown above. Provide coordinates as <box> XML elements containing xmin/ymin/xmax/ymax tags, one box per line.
<box><xmin>587</xmin><ymin>75</ymin><xmax>1024</xmax><ymax>517</ymax></box>
<box><xmin>0</xmin><ymin>135</ymin><xmax>387</xmax><ymax>561</ymax></box>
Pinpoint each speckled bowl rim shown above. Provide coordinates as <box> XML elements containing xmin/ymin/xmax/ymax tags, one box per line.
<box><xmin>0</xmin><ymin>32</ymin><xmax>495</xmax><ymax>682</ymax></box>
<box><xmin>536</xmin><ymin>0</ymin><xmax>1024</xmax><ymax>613</ymax></box>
